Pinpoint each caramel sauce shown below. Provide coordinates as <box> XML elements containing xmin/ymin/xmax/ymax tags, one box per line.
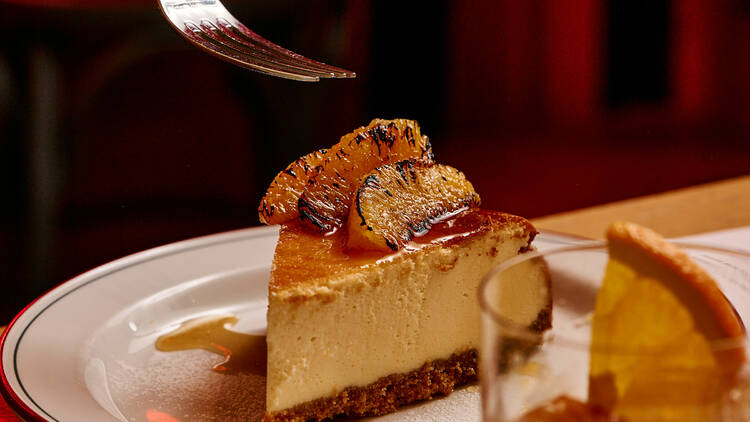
<box><xmin>155</xmin><ymin>315</ymin><xmax>266</xmax><ymax>376</ymax></box>
<box><xmin>271</xmin><ymin>208</ymin><xmax>531</xmax><ymax>293</ymax></box>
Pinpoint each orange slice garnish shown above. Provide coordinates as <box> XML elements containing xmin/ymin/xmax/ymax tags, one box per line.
<box><xmin>258</xmin><ymin>119</ymin><xmax>433</xmax><ymax>227</ymax></box>
<box><xmin>346</xmin><ymin>160</ymin><xmax>480</xmax><ymax>251</ymax></box>
<box><xmin>589</xmin><ymin>222</ymin><xmax>745</xmax><ymax>421</ymax></box>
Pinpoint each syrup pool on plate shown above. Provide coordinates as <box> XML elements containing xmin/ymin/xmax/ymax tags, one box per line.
<box><xmin>155</xmin><ymin>315</ymin><xmax>266</xmax><ymax>376</ymax></box>
<box><xmin>82</xmin><ymin>267</ymin><xmax>269</xmax><ymax>422</ymax></box>
<box><xmin>97</xmin><ymin>315</ymin><xmax>266</xmax><ymax>422</ymax></box>
<box><xmin>101</xmin><ymin>314</ymin><xmax>267</xmax><ymax>422</ymax></box>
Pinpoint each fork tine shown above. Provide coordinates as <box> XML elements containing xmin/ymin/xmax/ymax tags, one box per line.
<box><xmin>199</xmin><ymin>19</ymin><xmax>342</xmax><ymax>78</ymax></box>
<box><xmin>214</xmin><ymin>20</ymin><xmax>350</xmax><ymax>77</ymax></box>
<box><xmin>193</xmin><ymin>21</ymin><xmax>339</xmax><ymax>80</ymax></box>
<box><xmin>183</xmin><ymin>22</ymin><xmax>321</xmax><ymax>82</ymax></box>
<box><xmin>158</xmin><ymin>0</ymin><xmax>356</xmax><ymax>81</ymax></box>
<box><xmin>218</xmin><ymin>18</ymin><xmax>356</xmax><ymax>77</ymax></box>
<box><xmin>206</xmin><ymin>0</ymin><xmax>354</xmax><ymax>76</ymax></box>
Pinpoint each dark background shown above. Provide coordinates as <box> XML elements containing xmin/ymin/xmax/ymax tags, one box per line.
<box><xmin>1</xmin><ymin>0</ymin><xmax>749</xmax><ymax>322</ymax></box>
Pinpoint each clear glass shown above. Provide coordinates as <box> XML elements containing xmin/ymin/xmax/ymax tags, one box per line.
<box><xmin>479</xmin><ymin>242</ymin><xmax>750</xmax><ymax>422</ymax></box>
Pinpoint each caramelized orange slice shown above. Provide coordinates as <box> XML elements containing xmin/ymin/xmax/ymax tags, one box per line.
<box><xmin>258</xmin><ymin>149</ymin><xmax>328</xmax><ymax>224</ymax></box>
<box><xmin>258</xmin><ymin>119</ymin><xmax>433</xmax><ymax>225</ymax></box>
<box><xmin>347</xmin><ymin>160</ymin><xmax>480</xmax><ymax>251</ymax></box>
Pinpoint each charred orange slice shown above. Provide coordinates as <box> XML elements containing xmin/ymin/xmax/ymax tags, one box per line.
<box><xmin>589</xmin><ymin>222</ymin><xmax>745</xmax><ymax>421</ymax></box>
<box><xmin>258</xmin><ymin>119</ymin><xmax>433</xmax><ymax>226</ymax></box>
<box><xmin>258</xmin><ymin>149</ymin><xmax>328</xmax><ymax>225</ymax></box>
<box><xmin>346</xmin><ymin>160</ymin><xmax>480</xmax><ymax>251</ymax></box>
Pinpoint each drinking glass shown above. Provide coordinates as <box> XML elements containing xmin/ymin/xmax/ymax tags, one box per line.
<box><xmin>479</xmin><ymin>242</ymin><xmax>750</xmax><ymax>421</ymax></box>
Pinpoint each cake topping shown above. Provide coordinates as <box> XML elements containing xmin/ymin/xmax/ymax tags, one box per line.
<box><xmin>258</xmin><ymin>118</ymin><xmax>485</xmax><ymax>252</ymax></box>
<box><xmin>258</xmin><ymin>119</ymin><xmax>433</xmax><ymax>226</ymax></box>
<box><xmin>347</xmin><ymin>160</ymin><xmax>480</xmax><ymax>251</ymax></box>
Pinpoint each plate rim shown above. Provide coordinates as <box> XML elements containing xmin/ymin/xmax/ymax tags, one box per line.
<box><xmin>0</xmin><ymin>225</ymin><xmax>279</xmax><ymax>422</ymax></box>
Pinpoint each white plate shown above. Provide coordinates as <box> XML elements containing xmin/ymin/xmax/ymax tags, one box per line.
<box><xmin>0</xmin><ymin>227</ymin><xmax>581</xmax><ymax>421</ymax></box>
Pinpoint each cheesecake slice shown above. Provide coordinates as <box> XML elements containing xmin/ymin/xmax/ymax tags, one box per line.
<box><xmin>264</xmin><ymin>209</ymin><xmax>552</xmax><ymax>421</ymax></box>
<box><xmin>259</xmin><ymin>118</ymin><xmax>551</xmax><ymax>420</ymax></box>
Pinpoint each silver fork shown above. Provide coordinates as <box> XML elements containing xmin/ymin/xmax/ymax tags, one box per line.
<box><xmin>157</xmin><ymin>0</ymin><xmax>356</xmax><ymax>82</ymax></box>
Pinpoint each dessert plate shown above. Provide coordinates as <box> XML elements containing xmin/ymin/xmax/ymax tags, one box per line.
<box><xmin>0</xmin><ymin>226</ymin><xmax>581</xmax><ymax>422</ymax></box>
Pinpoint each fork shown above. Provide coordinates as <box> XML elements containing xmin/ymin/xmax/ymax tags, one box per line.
<box><xmin>158</xmin><ymin>0</ymin><xmax>356</xmax><ymax>82</ymax></box>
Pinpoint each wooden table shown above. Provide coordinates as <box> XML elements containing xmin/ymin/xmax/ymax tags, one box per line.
<box><xmin>532</xmin><ymin>174</ymin><xmax>750</xmax><ymax>239</ymax></box>
<box><xmin>1</xmin><ymin>174</ymin><xmax>749</xmax><ymax>420</ymax></box>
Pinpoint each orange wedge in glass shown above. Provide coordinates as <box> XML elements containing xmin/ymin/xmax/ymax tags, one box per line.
<box><xmin>589</xmin><ymin>222</ymin><xmax>745</xmax><ymax>421</ymax></box>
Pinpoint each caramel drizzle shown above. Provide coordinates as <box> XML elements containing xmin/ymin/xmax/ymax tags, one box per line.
<box><xmin>155</xmin><ymin>315</ymin><xmax>266</xmax><ymax>376</ymax></box>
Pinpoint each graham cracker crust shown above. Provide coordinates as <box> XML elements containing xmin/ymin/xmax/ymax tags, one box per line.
<box><xmin>263</xmin><ymin>349</ymin><xmax>478</xmax><ymax>422</ymax></box>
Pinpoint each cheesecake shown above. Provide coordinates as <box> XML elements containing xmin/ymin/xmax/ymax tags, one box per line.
<box><xmin>258</xmin><ymin>118</ymin><xmax>552</xmax><ymax>421</ymax></box>
<box><xmin>264</xmin><ymin>209</ymin><xmax>551</xmax><ymax>421</ymax></box>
